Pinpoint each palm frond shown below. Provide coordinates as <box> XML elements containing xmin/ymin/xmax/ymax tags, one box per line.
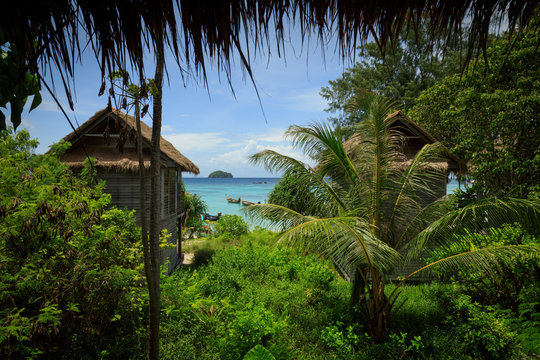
<box><xmin>277</xmin><ymin>216</ymin><xmax>401</xmax><ymax>274</ymax></box>
<box><xmin>408</xmin><ymin>198</ymin><xmax>540</xmax><ymax>260</ymax></box>
<box><xmin>392</xmin><ymin>245</ymin><xmax>540</xmax><ymax>301</ymax></box>
<box><xmin>385</xmin><ymin>143</ymin><xmax>447</xmax><ymax>245</ymax></box>
<box><xmin>286</xmin><ymin>123</ymin><xmax>361</xmax><ymax>187</ymax></box>
<box><xmin>242</xmin><ymin>203</ymin><xmax>312</xmax><ymax>230</ymax></box>
<box><xmin>249</xmin><ymin>149</ymin><xmax>349</xmax><ymax>212</ymax></box>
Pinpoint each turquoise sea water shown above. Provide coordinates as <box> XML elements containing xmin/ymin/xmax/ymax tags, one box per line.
<box><xmin>183</xmin><ymin>177</ymin><xmax>462</xmax><ymax>224</ymax></box>
<box><xmin>183</xmin><ymin>177</ymin><xmax>280</xmax><ymax>223</ymax></box>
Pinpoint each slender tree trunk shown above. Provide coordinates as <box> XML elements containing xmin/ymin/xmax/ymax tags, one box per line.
<box><xmin>135</xmin><ymin>100</ymin><xmax>154</xmax><ymax>355</ymax></box>
<box><xmin>135</xmin><ymin>101</ymin><xmax>151</xmax><ymax>282</ymax></box>
<box><xmin>148</xmin><ymin>40</ymin><xmax>164</xmax><ymax>360</ymax></box>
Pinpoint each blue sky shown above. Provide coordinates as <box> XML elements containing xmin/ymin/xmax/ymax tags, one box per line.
<box><xmin>12</xmin><ymin>31</ymin><xmax>353</xmax><ymax>177</ymax></box>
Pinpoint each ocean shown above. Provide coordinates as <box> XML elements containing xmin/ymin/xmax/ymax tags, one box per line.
<box><xmin>183</xmin><ymin>177</ymin><xmax>463</xmax><ymax>224</ymax></box>
<box><xmin>183</xmin><ymin>177</ymin><xmax>280</xmax><ymax>223</ymax></box>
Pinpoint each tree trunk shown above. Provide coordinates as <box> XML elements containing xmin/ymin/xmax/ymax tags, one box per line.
<box><xmin>148</xmin><ymin>40</ymin><xmax>164</xmax><ymax>360</ymax></box>
<box><xmin>365</xmin><ymin>270</ymin><xmax>389</xmax><ymax>342</ymax></box>
<box><xmin>350</xmin><ymin>268</ymin><xmax>365</xmax><ymax>321</ymax></box>
<box><xmin>135</xmin><ymin>100</ymin><xmax>153</xmax><ymax>355</ymax></box>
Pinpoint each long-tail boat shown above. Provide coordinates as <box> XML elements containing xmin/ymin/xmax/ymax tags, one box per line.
<box><xmin>225</xmin><ymin>194</ymin><xmax>241</xmax><ymax>203</ymax></box>
<box><xmin>241</xmin><ymin>200</ymin><xmax>255</xmax><ymax>206</ymax></box>
<box><xmin>203</xmin><ymin>212</ymin><xmax>222</xmax><ymax>221</ymax></box>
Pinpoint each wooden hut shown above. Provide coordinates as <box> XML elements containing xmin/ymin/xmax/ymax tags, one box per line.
<box><xmin>58</xmin><ymin>108</ymin><xmax>200</xmax><ymax>274</ymax></box>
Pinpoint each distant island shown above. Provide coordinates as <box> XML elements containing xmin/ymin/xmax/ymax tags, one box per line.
<box><xmin>208</xmin><ymin>170</ymin><xmax>233</xmax><ymax>178</ymax></box>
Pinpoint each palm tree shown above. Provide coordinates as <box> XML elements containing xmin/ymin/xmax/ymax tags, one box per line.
<box><xmin>245</xmin><ymin>94</ymin><xmax>539</xmax><ymax>341</ymax></box>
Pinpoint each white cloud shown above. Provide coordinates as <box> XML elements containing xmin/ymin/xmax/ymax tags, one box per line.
<box><xmin>161</xmin><ymin>125</ymin><xmax>174</xmax><ymax>133</ymax></box>
<box><xmin>165</xmin><ymin>132</ymin><xmax>228</xmax><ymax>153</ymax></box>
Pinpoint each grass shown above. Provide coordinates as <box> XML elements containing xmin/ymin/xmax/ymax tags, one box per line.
<box><xmin>167</xmin><ymin>229</ymin><xmax>530</xmax><ymax>360</ymax></box>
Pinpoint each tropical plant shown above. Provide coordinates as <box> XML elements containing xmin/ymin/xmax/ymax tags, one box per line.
<box><xmin>428</xmin><ymin>223</ymin><xmax>539</xmax><ymax>311</ymax></box>
<box><xmin>245</xmin><ymin>93</ymin><xmax>540</xmax><ymax>341</ymax></box>
<box><xmin>214</xmin><ymin>214</ymin><xmax>249</xmax><ymax>240</ymax></box>
<box><xmin>268</xmin><ymin>171</ymin><xmax>321</xmax><ymax>216</ymax></box>
<box><xmin>182</xmin><ymin>193</ymin><xmax>208</xmax><ymax>239</ymax></box>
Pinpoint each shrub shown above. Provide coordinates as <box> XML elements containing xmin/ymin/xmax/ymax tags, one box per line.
<box><xmin>497</xmin><ymin>283</ymin><xmax>540</xmax><ymax>355</ymax></box>
<box><xmin>217</xmin><ymin>302</ymin><xmax>288</xmax><ymax>360</ymax></box>
<box><xmin>0</xmin><ymin>130</ymin><xmax>145</xmax><ymax>359</ymax></box>
<box><xmin>436</xmin><ymin>290</ymin><xmax>519</xmax><ymax>360</ymax></box>
<box><xmin>214</xmin><ymin>214</ymin><xmax>249</xmax><ymax>240</ymax></box>
<box><xmin>427</xmin><ymin>224</ymin><xmax>539</xmax><ymax>310</ymax></box>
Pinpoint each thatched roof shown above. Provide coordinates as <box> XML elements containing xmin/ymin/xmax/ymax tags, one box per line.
<box><xmin>343</xmin><ymin>110</ymin><xmax>467</xmax><ymax>174</ymax></box>
<box><xmin>2</xmin><ymin>1</ymin><xmax>537</xmax><ymax>110</ymax></box>
<box><xmin>61</xmin><ymin>108</ymin><xmax>200</xmax><ymax>174</ymax></box>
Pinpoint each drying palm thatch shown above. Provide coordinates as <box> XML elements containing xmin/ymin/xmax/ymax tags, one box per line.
<box><xmin>2</xmin><ymin>1</ymin><xmax>537</xmax><ymax>110</ymax></box>
<box><xmin>60</xmin><ymin>108</ymin><xmax>199</xmax><ymax>174</ymax></box>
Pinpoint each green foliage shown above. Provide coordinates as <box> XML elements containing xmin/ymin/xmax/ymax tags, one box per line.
<box><xmin>0</xmin><ymin>36</ymin><xmax>42</xmax><ymax>131</ymax></box>
<box><xmin>243</xmin><ymin>345</ymin><xmax>276</xmax><ymax>360</ymax></box>
<box><xmin>428</xmin><ymin>224</ymin><xmax>539</xmax><ymax>310</ymax></box>
<box><xmin>320</xmin><ymin>21</ymin><xmax>462</xmax><ymax>137</ymax></box>
<box><xmin>162</xmin><ymin>235</ymin><xmax>535</xmax><ymax>360</ymax></box>
<box><xmin>217</xmin><ymin>302</ymin><xmax>288</xmax><ymax>359</ymax></box>
<box><xmin>0</xmin><ymin>130</ymin><xmax>145</xmax><ymax>358</ymax></box>
<box><xmin>208</xmin><ymin>170</ymin><xmax>233</xmax><ymax>178</ymax></box>
<box><xmin>321</xmin><ymin>322</ymin><xmax>365</xmax><ymax>357</ymax></box>
<box><xmin>436</xmin><ymin>291</ymin><xmax>520</xmax><ymax>360</ymax></box>
<box><xmin>268</xmin><ymin>171</ymin><xmax>321</xmax><ymax>216</ymax></box>
<box><xmin>410</xmin><ymin>20</ymin><xmax>540</xmax><ymax>197</ymax></box>
<box><xmin>161</xmin><ymin>238</ymin><xmax>349</xmax><ymax>360</ymax></box>
<box><xmin>497</xmin><ymin>284</ymin><xmax>540</xmax><ymax>354</ymax></box>
<box><xmin>183</xmin><ymin>192</ymin><xmax>208</xmax><ymax>238</ymax></box>
<box><xmin>214</xmin><ymin>214</ymin><xmax>249</xmax><ymax>240</ymax></box>
<box><xmin>247</xmin><ymin>92</ymin><xmax>540</xmax><ymax>341</ymax></box>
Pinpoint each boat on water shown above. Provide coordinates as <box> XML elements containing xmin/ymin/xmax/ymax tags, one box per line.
<box><xmin>225</xmin><ymin>194</ymin><xmax>241</xmax><ymax>203</ymax></box>
<box><xmin>203</xmin><ymin>212</ymin><xmax>222</xmax><ymax>221</ymax></box>
<box><xmin>241</xmin><ymin>200</ymin><xmax>255</xmax><ymax>206</ymax></box>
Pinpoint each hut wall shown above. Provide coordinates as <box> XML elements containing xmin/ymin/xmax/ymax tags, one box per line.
<box><xmin>99</xmin><ymin>168</ymin><xmax>185</xmax><ymax>275</ymax></box>
<box><xmin>99</xmin><ymin>170</ymin><xmax>151</xmax><ymax>221</ymax></box>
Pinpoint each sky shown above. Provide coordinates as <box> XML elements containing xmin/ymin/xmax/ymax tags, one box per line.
<box><xmin>11</xmin><ymin>30</ymin><xmax>355</xmax><ymax>177</ymax></box>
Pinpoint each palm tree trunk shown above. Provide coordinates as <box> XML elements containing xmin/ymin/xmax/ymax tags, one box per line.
<box><xmin>148</xmin><ymin>40</ymin><xmax>164</xmax><ymax>360</ymax></box>
<box><xmin>350</xmin><ymin>268</ymin><xmax>364</xmax><ymax>321</ymax></box>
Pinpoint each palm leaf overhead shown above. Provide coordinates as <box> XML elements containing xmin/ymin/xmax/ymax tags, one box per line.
<box><xmin>2</xmin><ymin>1</ymin><xmax>536</xmax><ymax>120</ymax></box>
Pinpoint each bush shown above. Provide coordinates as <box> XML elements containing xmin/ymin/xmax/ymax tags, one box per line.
<box><xmin>427</xmin><ymin>223</ymin><xmax>539</xmax><ymax>310</ymax></box>
<box><xmin>0</xmin><ymin>130</ymin><xmax>145</xmax><ymax>359</ymax></box>
<box><xmin>436</xmin><ymin>290</ymin><xmax>519</xmax><ymax>360</ymax></box>
<box><xmin>214</xmin><ymin>214</ymin><xmax>249</xmax><ymax>240</ymax></box>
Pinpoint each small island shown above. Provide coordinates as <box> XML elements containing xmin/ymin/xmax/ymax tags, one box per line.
<box><xmin>208</xmin><ymin>170</ymin><xmax>233</xmax><ymax>178</ymax></box>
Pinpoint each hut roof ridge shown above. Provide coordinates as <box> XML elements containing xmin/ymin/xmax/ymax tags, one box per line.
<box><xmin>62</xmin><ymin>108</ymin><xmax>200</xmax><ymax>174</ymax></box>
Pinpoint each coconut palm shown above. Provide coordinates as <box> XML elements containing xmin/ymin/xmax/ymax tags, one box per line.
<box><xmin>245</xmin><ymin>93</ymin><xmax>539</xmax><ymax>341</ymax></box>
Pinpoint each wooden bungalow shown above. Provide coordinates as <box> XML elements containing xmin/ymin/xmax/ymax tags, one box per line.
<box><xmin>58</xmin><ymin>108</ymin><xmax>200</xmax><ymax>274</ymax></box>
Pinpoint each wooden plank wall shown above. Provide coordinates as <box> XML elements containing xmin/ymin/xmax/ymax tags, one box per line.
<box><xmin>98</xmin><ymin>168</ymin><xmax>184</xmax><ymax>275</ymax></box>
